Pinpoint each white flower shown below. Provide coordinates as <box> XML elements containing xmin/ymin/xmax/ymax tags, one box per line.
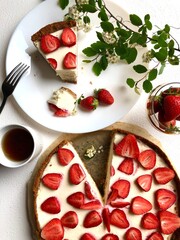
<box><xmin>69</xmin><ymin>5</ymin><xmax>80</xmax><ymax>20</ymax></box>
<box><xmin>77</xmin><ymin>0</ymin><xmax>89</xmax><ymax>4</ymax></box>
<box><xmin>106</xmin><ymin>50</ymin><xmax>119</xmax><ymax>63</ymax></box>
<box><xmin>142</xmin><ymin>50</ymin><xmax>152</xmax><ymax>63</ymax></box>
<box><xmin>102</xmin><ymin>31</ymin><xmax>116</xmax><ymax>44</ymax></box>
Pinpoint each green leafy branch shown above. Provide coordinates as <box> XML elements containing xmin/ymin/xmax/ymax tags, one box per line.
<box><xmin>59</xmin><ymin>0</ymin><xmax>180</xmax><ymax>93</ymax></box>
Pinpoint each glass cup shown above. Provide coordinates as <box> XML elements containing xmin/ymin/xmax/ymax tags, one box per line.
<box><xmin>0</xmin><ymin>124</ymin><xmax>43</xmax><ymax>168</ymax></box>
<box><xmin>147</xmin><ymin>82</ymin><xmax>180</xmax><ymax>134</ymax></box>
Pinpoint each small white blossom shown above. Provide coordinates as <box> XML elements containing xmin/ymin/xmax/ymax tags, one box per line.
<box><xmin>102</xmin><ymin>31</ymin><xmax>116</xmax><ymax>44</ymax></box>
<box><xmin>83</xmin><ymin>23</ymin><xmax>91</xmax><ymax>32</ymax></box>
<box><xmin>68</xmin><ymin>5</ymin><xmax>80</xmax><ymax>20</ymax></box>
<box><xmin>142</xmin><ymin>50</ymin><xmax>152</xmax><ymax>63</ymax></box>
<box><xmin>77</xmin><ymin>0</ymin><xmax>89</xmax><ymax>4</ymax></box>
<box><xmin>106</xmin><ymin>50</ymin><xmax>119</xmax><ymax>63</ymax></box>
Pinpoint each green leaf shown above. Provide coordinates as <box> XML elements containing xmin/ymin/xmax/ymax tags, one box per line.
<box><xmin>83</xmin><ymin>60</ymin><xmax>92</xmax><ymax>63</ymax></box>
<box><xmin>99</xmin><ymin>55</ymin><xmax>108</xmax><ymax>70</ymax></box>
<box><xmin>59</xmin><ymin>0</ymin><xmax>69</xmax><ymax>9</ymax></box>
<box><xmin>130</xmin><ymin>14</ymin><xmax>143</xmax><ymax>26</ymax></box>
<box><xmin>97</xmin><ymin>0</ymin><xmax>102</xmax><ymax>8</ymax></box>
<box><xmin>168</xmin><ymin>56</ymin><xmax>179</xmax><ymax>65</ymax></box>
<box><xmin>125</xmin><ymin>48</ymin><xmax>138</xmax><ymax>64</ymax></box>
<box><xmin>83</xmin><ymin>16</ymin><xmax>90</xmax><ymax>24</ymax></box>
<box><xmin>81</xmin><ymin>4</ymin><xmax>97</xmax><ymax>13</ymax></box>
<box><xmin>148</xmin><ymin>69</ymin><xmax>158</xmax><ymax>81</ymax></box>
<box><xmin>92</xmin><ymin>62</ymin><xmax>102</xmax><ymax>76</ymax></box>
<box><xmin>89</xmin><ymin>0</ymin><xmax>96</xmax><ymax>6</ymax></box>
<box><xmin>98</xmin><ymin>8</ymin><xmax>108</xmax><ymax>21</ymax></box>
<box><xmin>154</xmin><ymin>48</ymin><xmax>168</xmax><ymax>61</ymax></box>
<box><xmin>96</xmin><ymin>31</ymin><xmax>105</xmax><ymax>42</ymax></box>
<box><xmin>133</xmin><ymin>64</ymin><xmax>148</xmax><ymax>73</ymax></box>
<box><xmin>126</xmin><ymin>78</ymin><xmax>135</xmax><ymax>88</ymax></box>
<box><xmin>82</xmin><ymin>47</ymin><xmax>97</xmax><ymax>57</ymax></box>
<box><xmin>159</xmin><ymin>62</ymin><xmax>166</xmax><ymax>74</ymax></box>
<box><xmin>100</xmin><ymin>21</ymin><xmax>114</xmax><ymax>32</ymax></box>
<box><xmin>143</xmin><ymin>80</ymin><xmax>153</xmax><ymax>93</ymax></box>
<box><xmin>91</xmin><ymin>41</ymin><xmax>109</xmax><ymax>52</ymax></box>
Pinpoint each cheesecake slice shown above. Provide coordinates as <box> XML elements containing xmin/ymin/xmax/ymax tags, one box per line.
<box><xmin>31</xmin><ymin>21</ymin><xmax>78</xmax><ymax>83</ymax></box>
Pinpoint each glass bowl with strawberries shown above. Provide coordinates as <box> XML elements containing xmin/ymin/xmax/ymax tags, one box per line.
<box><xmin>147</xmin><ymin>82</ymin><xmax>180</xmax><ymax>134</ymax></box>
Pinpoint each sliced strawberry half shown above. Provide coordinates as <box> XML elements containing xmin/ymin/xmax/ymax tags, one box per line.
<box><xmin>131</xmin><ymin>196</ymin><xmax>152</xmax><ymax>215</ymax></box>
<box><xmin>114</xmin><ymin>134</ymin><xmax>139</xmax><ymax>159</ymax></box>
<box><xmin>111</xmin><ymin>179</ymin><xmax>130</xmax><ymax>199</ymax></box>
<box><xmin>69</xmin><ymin>163</ymin><xmax>86</xmax><ymax>185</ymax></box>
<box><xmin>110</xmin><ymin>209</ymin><xmax>129</xmax><ymax>229</ymax></box>
<box><xmin>41</xmin><ymin>196</ymin><xmax>61</xmax><ymax>214</ymax></box>
<box><xmin>146</xmin><ymin>232</ymin><xmax>164</xmax><ymax>240</ymax></box>
<box><xmin>63</xmin><ymin>52</ymin><xmax>76</xmax><ymax>69</ymax></box>
<box><xmin>107</xmin><ymin>189</ymin><xmax>118</xmax><ymax>204</ymax></box>
<box><xmin>158</xmin><ymin>210</ymin><xmax>180</xmax><ymax>234</ymax></box>
<box><xmin>125</xmin><ymin>227</ymin><xmax>142</xmax><ymax>240</ymax></box>
<box><xmin>118</xmin><ymin>158</ymin><xmax>134</xmax><ymax>175</ymax></box>
<box><xmin>80</xmin><ymin>199</ymin><xmax>102</xmax><ymax>210</ymax></box>
<box><xmin>41</xmin><ymin>218</ymin><xmax>64</xmax><ymax>240</ymax></box>
<box><xmin>83</xmin><ymin>210</ymin><xmax>102</xmax><ymax>228</ymax></box>
<box><xmin>153</xmin><ymin>167</ymin><xmax>175</xmax><ymax>184</ymax></box>
<box><xmin>80</xmin><ymin>233</ymin><xmax>96</xmax><ymax>240</ymax></box>
<box><xmin>55</xmin><ymin>108</ymin><xmax>70</xmax><ymax>117</ymax></box>
<box><xmin>136</xmin><ymin>174</ymin><xmax>152</xmax><ymax>192</ymax></box>
<box><xmin>61</xmin><ymin>211</ymin><xmax>78</xmax><ymax>228</ymax></box>
<box><xmin>101</xmin><ymin>233</ymin><xmax>119</xmax><ymax>240</ymax></box>
<box><xmin>61</xmin><ymin>27</ymin><xmax>76</xmax><ymax>47</ymax></box>
<box><xmin>110</xmin><ymin>201</ymin><xmax>130</xmax><ymax>208</ymax></box>
<box><xmin>40</xmin><ymin>34</ymin><xmax>60</xmax><ymax>54</ymax></box>
<box><xmin>137</xmin><ymin>149</ymin><xmax>156</xmax><ymax>169</ymax></box>
<box><xmin>47</xmin><ymin>58</ymin><xmax>57</xmax><ymax>69</ymax></box>
<box><xmin>42</xmin><ymin>173</ymin><xmax>63</xmax><ymax>190</ymax></box>
<box><xmin>141</xmin><ymin>212</ymin><xmax>159</xmax><ymax>229</ymax></box>
<box><xmin>155</xmin><ymin>188</ymin><xmax>176</xmax><ymax>210</ymax></box>
<box><xmin>57</xmin><ymin>148</ymin><xmax>74</xmax><ymax>166</ymax></box>
<box><xmin>84</xmin><ymin>181</ymin><xmax>96</xmax><ymax>200</ymax></box>
<box><xmin>102</xmin><ymin>207</ymin><xmax>111</xmax><ymax>232</ymax></box>
<box><xmin>67</xmin><ymin>191</ymin><xmax>85</xmax><ymax>208</ymax></box>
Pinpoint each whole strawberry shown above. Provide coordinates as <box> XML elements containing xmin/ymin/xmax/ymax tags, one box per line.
<box><xmin>78</xmin><ymin>95</ymin><xmax>99</xmax><ymax>111</ymax></box>
<box><xmin>95</xmin><ymin>88</ymin><xmax>114</xmax><ymax>105</ymax></box>
<box><xmin>163</xmin><ymin>95</ymin><xmax>180</xmax><ymax>121</ymax></box>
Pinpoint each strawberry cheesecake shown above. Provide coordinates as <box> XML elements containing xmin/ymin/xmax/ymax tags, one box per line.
<box><xmin>31</xmin><ymin>21</ymin><xmax>77</xmax><ymax>83</ymax></box>
<box><xmin>28</xmin><ymin>129</ymin><xmax>180</xmax><ymax>240</ymax></box>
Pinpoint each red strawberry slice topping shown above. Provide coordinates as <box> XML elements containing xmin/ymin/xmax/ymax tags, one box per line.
<box><xmin>131</xmin><ymin>196</ymin><xmax>152</xmax><ymax>215</ymax></box>
<box><xmin>61</xmin><ymin>211</ymin><xmax>78</xmax><ymax>228</ymax></box>
<box><xmin>80</xmin><ymin>233</ymin><xmax>96</xmax><ymax>240</ymax></box>
<box><xmin>141</xmin><ymin>212</ymin><xmax>159</xmax><ymax>229</ymax></box>
<box><xmin>163</xmin><ymin>95</ymin><xmax>180</xmax><ymax>121</ymax></box>
<box><xmin>118</xmin><ymin>158</ymin><xmax>134</xmax><ymax>175</ymax></box>
<box><xmin>80</xmin><ymin>199</ymin><xmax>102</xmax><ymax>210</ymax></box>
<box><xmin>137</xmin><ymin>149</ymin><xmax>156</xmax><ymax>169</ymax></box>
<box><xmin>158</xmin><ymin>210</ymin><xmax>180</xmax><ymax>234</ymax></box>
<box><xmin>111</xmin><ymin>179</ymin><xmax>130</xmax><ymax>199</ymax></box>
<box><xmin>114</xmin><ymin>134</ymin><xmax>139</xmax><ymax>159</ymax></box>
<box><xmin>41</xmin><ymin>218</ymin><xmax>64</xmax><ymax>240</ymax></box>
<box><xmin>42</xmin><ymin>173</ymin><xmax>63</xmax><ymax>190</ymax></box>
<box><xmin>110</xmin><ymin>209</ymin><xmax>129</xmax><ymax>229</ymax></box>
<box><xmin>67</xmin><ymin>192</ymin><xmax>85</xmax><ymax>208</ymax></box>
<box><xmin>110</xmin><ymin>165</ymin><xmax>115</xmax><ymax>176</ymax></box>
<box><xmin>54</xmin><ymin>108</ymin><xmax>69</xmax><ymax>117</ymax></box>
<box><xmin>136</xmin><ymin>174</ymin><xmax>152</xmax><ymax>192</ymax></box>
<box><xmin>57</xmin><ymin>148</ymin><xmax>74</xmax><ymax>166</ymax></box>
<box><xmin>153</xmin><ymin>167</ymin><xmax>175</xmax><ymax>184</ymax></box>
<box><xmin>61</xmin><ymin>27</ymin><xmax>76</xmax><ymax>47</ymax></box>
<box><xmin>41</xmin><ymin>197</ymin><xmax>61</xmax><ymax>214</ymax></box>
<box><xmin>69</xmin><ymin>163</ymin><xmax>86</xmax><ymax>185</ymax></box>
<box><xmin>125</xmin><ymin>227</ymin><xmax>142</xmax><ymax>240</ymax></box>
<box><xmin>110</xmin><ymin>201</ymin><xmax>130</xmax><ymax>208</ymax></box>
<box><xmin>40</xmin><ymin>34</ymin><xmax>60</xmax><ymax>54</ymax></box>
<box><xmin>84</xmin><ymin>181</ymin><xmax>96</xmax><ymax>200</ymax></box>
<box><xmin>47</xmin><ymin>58</ymin><xmax>57</xmax><ymax>69</ymax></box>
<box><xmin>155</xmin><ymin>188</ymin><xmax>176</xmax><ymax>210</ymax></box>
<box><xmin>83</xmin><ymin>210</ymin><xmax>102</xmax><ymax>228</ymax></box>
<box><xmin>63</xmin><ymin>52</ymin><xmax>76</xmax><ymax>69</ymax></box>
<box><xmin>107</xmin><ymin>189</ymin><xmax>118</xmax><ymax>204</ymax></box>
<box><xmin>102</xmin><ymin>207</ymin><xmax>111</xmax><ymax>232</ymax></box>
<box><xmin>101</xmin><ymin>234</ymin><xmax>119</xmax><ymax>240</ymax></box>
<box><xmin>147</xmin><ymin>232</ymin><xmax>164</xmax><ymax>240</ymax></box>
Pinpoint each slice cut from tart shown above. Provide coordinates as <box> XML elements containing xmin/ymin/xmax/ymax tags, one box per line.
<box><xmin>31</xmin><ymin>20</ymin><xmax>78</xmax><ymax>83</ymax></box>
<box><xmin>28</xmin><ymin>129</ymin><xmax>180</xmax><ymax>240</ymax></box>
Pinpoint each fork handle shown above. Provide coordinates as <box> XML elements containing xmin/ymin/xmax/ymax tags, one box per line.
<box><xmin>0</xmin><ymin>96</ymin><xmax>8</xmax><ymax>114</ymax></box>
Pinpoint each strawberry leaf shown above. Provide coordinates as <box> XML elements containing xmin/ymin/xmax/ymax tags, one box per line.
<box><xmin>59</xmin><ymin>0</ymin><xmax>69</xmax><ymax>10</ymax></box>
<box><xmin>93</xmin><ymin>62</ymin><xmax>102</xmax><ymax>76</ymax></box>
<box><xmin>133</xmin><ymin>64</ymin><xmax>148</xmax><ymax>73</ymax></box>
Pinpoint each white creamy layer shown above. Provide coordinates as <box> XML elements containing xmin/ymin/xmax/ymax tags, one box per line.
<box><xmin>36</xmin><ymin>135</ymin><xmax>178</xmax><ymax>240</ymax></box>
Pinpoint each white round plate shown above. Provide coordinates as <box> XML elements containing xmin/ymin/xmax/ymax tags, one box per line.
<box><xmin>6</xmin><ymin>0</ymin><xmax>145</xmax><ymax>133</ymax></box>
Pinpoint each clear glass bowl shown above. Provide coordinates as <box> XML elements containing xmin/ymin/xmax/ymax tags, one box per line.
<box><xmin>147</xmin><ymin>82</ymin><xmax>180</xmax><ymax>134</ymax></box>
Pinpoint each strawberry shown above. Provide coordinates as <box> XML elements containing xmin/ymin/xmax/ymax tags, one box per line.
<box><xmin>80</xmin><ymin>199</ymin><xmax>102</xmax><ymax>210</ymax></box>
<box><xmin>54</xmin><ymin>108</ymin><xmax>69</xmax><ymax>117</ymax></box>
<box><xmin>61</xmin><ymin>27</ymin><xmax>76</xmax><ymax>47</ymax></box>
<box><xmin>84</xmin><ymin>181</ymin><xmax>96</xmax><ymax>200</ymax></box>
<box><xmin>155</xmin><ymin>188</ymin><xmax>176</xmax><ymax>210</ymax></box>
<box><xmin>40</xmin><ymin>34</ymin><xmax>60</xmax><ymax>53</ymax></box>
<box><xmin>141</xmin><ymin>212</ymin><xmax>159</xmax><ymax>229</ymax></box>
<box><xmin>158</xmin><ymin>210</ymin><xmax>180</xmax><ymax>234</ymax></box>
<box><xmin>131</xmin><ymin>196</ymin><xmax>152</xmax><ymax>215</ymax></box>
<box><xmin>125</xmin><ymin>227</ymin><xmax>142</xmax><ymax>240</ymax></box>
<box><xmin>69</xmin><ymin>163</ymin><xmax>86</xmax><ymax>185</ymax></box>
<box><xmin>42</xmin><ymin>173</ymin><xmax>63</xmax><ymax>190</ymax></box>
<box><xmin>136</xmin><ymin>174</ymin><xmax>152</xmax><ymax>192</ymax></box>
<box><xmin>163</xmin><ymin>95</ymin><xmax>180</xmax><ymax>121</ymax></box>
<box><xmin>95</xmin><ymin>88</ymin><xmax>114</xmax><ymax>105</ymax></box>
<box><xmin>61</xmin><ymin>211</ymin><xmax>78</xmax><ymax>228</ymax></box>
<box><xmin>110</xmin><ymin>165</ymin><xmax>115</xmax><ymax>176</ymax></box>
<box><xmin>57</xmin><ymin>148</ymin><xmax>74</xmax><ymax>166</ymax></box>
<box><xmin>102</xmin><ymin>208</ymin><xmax>111</xmax><ymax>232</ymax></box>
<box><xmin>153</xmin><ymin>167</ymin><xmax>175</xmax><ymax>184</ymax></box>
<box><xmin>114</xmin><ymin>134</ymin><xmax>139</xmax><ymax>159</ymax></box>
<box><xmin>137</xmin><ymin>149</ymin><xmax>156</xmax><ymax>169</ymax></box>
<box><xmin>83</xmin><ymin>210</ymin><xmax>102</xmax><ymax>228</ymax></box>
<box><xmin>80</xmin><ymin>233</ymin><xmax>96</xmax><ymax>240</ymax></box>
<box><xmin>47</xmin><ymin>58</ymin><xmax>57</xmax><ymax>69</ymax></box>
<box><xmin>111</xmin><ymin>179</ymin><xmax>130</xmax><ymax>199</ymax></box>
<box><xmin>110</xmin><ymin>209</ymin><xmax>129</xmax><ymax>229</ymax></box>
<box><xmin>118</xmin><ymin>158</ymin><xmax>134</xmax><ymax>175</ymax></box>
<box><xmin>63</xmin><ymin>52</ymin><xmax>76</xmax><ymax>69</ymax></box>
<box><xmin>101</xmin><ymin>234</ymin><xmax>119</xmax><ymax>240</ymax></box>
<box><xmin>146</xmin><ymin>232</ymin><xmax>164</xmax><ymax>240</ymax></box>
<box><xmin>41</xmin><ymin>218</ymin><xmax>64</xmax><ymax>240</ymax></box>
<box><xmin>147</xmin><ymin>99</ymin><xmax>161</xmax><ymax>114</ymax></box>
<box><xmin>79</xmin><ymin>96</ymin><xmax>99</xmax><ymax>111</ymax></box>
<box><xmin>110</xmin><ymin>201</ymin><xmax>130</xmax><ymax>208</ymax></box>
<box><xmin>67</xmin><ymin>192</ymin><xmax>85</xmax><ymax>208</ymax></box>
<box><xmin>158</xmin><ymin>110</ymin><xmax>176</xmax><ymax>129</ymax></box>
<box><xmin>107</xmin><ymin>189</ymin><xmax>118</xmax><ymax>204</ymax></box>
<box><xmin>41</xmin><ymin>197</ymin><xmax>61</xmax><ymax>214</ymax></box>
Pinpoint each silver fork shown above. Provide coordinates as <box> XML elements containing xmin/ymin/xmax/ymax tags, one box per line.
<box><xmin>0</xmin><ymin>63</ymin><xmax>30</xmax><ymax>114</ymax></box>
